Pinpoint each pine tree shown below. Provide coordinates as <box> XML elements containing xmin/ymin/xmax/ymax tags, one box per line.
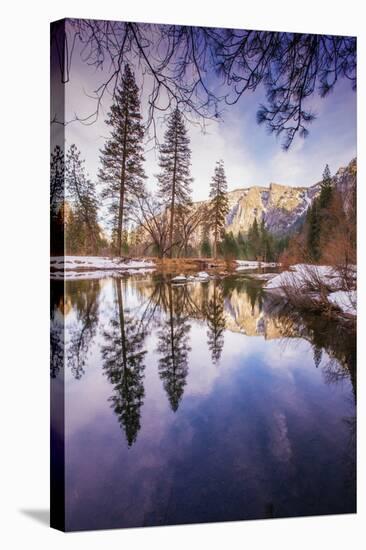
<box><xmin>248</xmin><ymin>217</ymin><xmax>260</xmax><ymax>259</ymax></box>
<box><xmin>319</xmin><ymin>164</ymin><xmax>332</xmax><ymax>209</ymax></box>
<box><xmin>50</xmin><ymin>145</ymin><xmax>64</xmax><ymax>217</ymax></box>
<box><xmin>65</xmin><ymin>144</ymin><xmax>100</xmax><ymax>254</ymax></box>
<box><xmin>50</xmin><ymin>146</ymin><xmax>65</xmax><ymax>255</ymax></box>
<box><xmin>221</xmin><ymin>231</ymin><xmax>239</xmax><ymax>260</ymax></box>
<box><xmin>157</xmin><ymin>107</ymin><xmax>193</xmax><ymax>258</ymax></box>
<box><xmin>259</xmin><ymin>218</ymin><xmax>274</xmax><ymax>261</ymax></box>
<box><xmin>237</xmin><ymin>232</ymin><xmax>248</xmax><ymax>259</ymax></box>
<box><xmin>200</xmin><ymin>223</ymin><xmax>212</xmax><ymax>257</ymax></box>
<box><xmin>307</xmin><ymin>200</ymin><xmax>321</xmax><ymax>261</ymax></box>
<box><xmin>209</xmin><ymin>160</ymin><xmax>229</xmax><ymax>259</ymax></box>
<box><xmin>99</xmin><ymin>64</ymin><xmax>146</xmax><ymax>257</ymax></box>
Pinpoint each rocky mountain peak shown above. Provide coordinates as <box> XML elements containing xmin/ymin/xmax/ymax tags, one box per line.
<box><xmin>197</xmin><ymin>158</ymin><xmax>356</xmax><ymax>238</ymax></box>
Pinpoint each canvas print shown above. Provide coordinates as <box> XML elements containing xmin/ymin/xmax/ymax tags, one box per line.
<box><xmin>50</xmin><ymin>19</ymin><xmax>357</xmax><ymax>532</ymax></box>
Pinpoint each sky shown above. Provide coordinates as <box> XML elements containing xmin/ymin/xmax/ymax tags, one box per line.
<box><xmin>61</xmin><ymin>23</ymin><xmax>357</xmax><ymax>205</ymax></box>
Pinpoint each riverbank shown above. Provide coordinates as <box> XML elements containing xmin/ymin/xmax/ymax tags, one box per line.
<box><xmin>264</xmin><ymin>263</ymin><xmax>356</xmax><ymax>318</ymax></box>
<box><xmin>50</xmin><ymin>255</ymin><xmax>282</xmax><ymax>281</ymax></box>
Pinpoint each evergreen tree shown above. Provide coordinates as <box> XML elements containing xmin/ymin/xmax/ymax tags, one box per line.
<box><xmin>237</xmin><ymin>231</ymin><xmax>250</xmax><ymax>259</ymax></box>
<box><xmin>99</xmin><ymin>64</ymin><xmax>146</xmax><ymax>256</ymax></box>
<box><xmin>50</xmin><ymin>145</ymin><xmax>65</xmax><ymax>217</ymax></box>
<box><xmin>259</xmin><ymin>218</ymin><xmax>274</xmax><ymax>261</ymax></box>
<box><xmin>220</xmin><ymin>231</ymin><xmax>239</xmax><ymax>260</ymax></box>
<box><xmin>65</xmin><ymin>144</ymin><xmax>100</xmax><ymax>254</ymax></box>
<box><xmin>50</xmin><ymin>146</ymin><xmax>65</xmax><ymax>255</ymax></box>
<box><xmin>307</xmin><ymin>200</ymin><xmax>321</xmax><ymax>261</ymax></box>
<box><xmin>319</xmin><ymin>164</ymin><xmax>332</xmax><ymax>209</ymax></box>
<box><xmin>201</xmin><ymin>239</ymin><xmax>212</xmax><ymax>258</ymax></box>
<box><xmin>209</xmin><ymin>160</ymin><xmax>229</xmax><ymax>259</ymax></box>
<box><xmin>157</xmin><ymin>107</ymin><xmax>193</xmax><ymax>258</ymax></box>
<box><xmin>248</xmin><ymin>217</ymin><xmax>260</xmax><ymax>259</ymax></box>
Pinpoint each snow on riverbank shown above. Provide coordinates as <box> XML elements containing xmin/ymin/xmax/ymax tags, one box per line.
<box><xmin>236</xmin><ymin>260</ymin><xmax>278</xmax><ymax>271</ymax></box>
<box><xmin>265</xmin><ymin>264</ymin><xmax>355</xmax><ymax>291</ymax></box>
<box><xmin>328</xmin><ymin>290</ymin><xmax>357</xmax><ymax>316</ymax></box>
<box><xmin>51</xmin><ymin>268</ymin><xmax>155</xmax><ymax>281</ymax></box>
<box><xmin>50</xmin><ymin>256</ymin><xmax>156</xmax><ymax>272</ymax></box>
<box><xmin>264</xmin><ymin>264</ymin><xmax>357</xmax><ymax>316</ymax></box>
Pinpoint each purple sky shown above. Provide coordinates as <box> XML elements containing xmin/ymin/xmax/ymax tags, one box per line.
<box><xmin>62</xmin><ymin>22</ymin><xmax>357</xmax><ymax>204</ymax></box>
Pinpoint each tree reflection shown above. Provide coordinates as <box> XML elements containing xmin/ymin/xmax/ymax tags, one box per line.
<box><xmin>66</xmin><ymin>280</ymin><xmax>100</xmax><ymax>379</ymax></box>
<box><xmin>50</xmin><ymin>280</ymin><xmax>65</xmax><ymax>378</ymax></box>
<box><xmin>156</xmin><ymin>284</ymin><xmax>191</xmax><ymax>412</ymax></box>
<box><xmin>102</xmin><ymin>279</ymin><xmax>147</xmax><ymax>446</ymax></box>
<box><xmin>206</xmin><ymin>281</ymin><xmax>226</xmax><ymax>364</ymax></box>
<box><xmin>264</xmin><ymin>292</ymin><xmax>356</xmax><ymax>399</ymax></box>
<box><xmin>312</xmin><ymin>345</ymin><xmax>322</xmax><ymax>369</ymax></box>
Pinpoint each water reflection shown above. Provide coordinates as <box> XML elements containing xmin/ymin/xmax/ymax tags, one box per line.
<box><xmin>156</xmin><ymin>284</ymin><xmax>191</xmax><ymax>412</ymax></box>
<box><xmin>50</xmin><ymin>281</ymin><xmax>65</xmax><ymax>379</ymax></box>
<box><xmin>67</xmin><ymin>280</ymin><xmax>100</xmax><ymax>379</ymax></box>
<box><xmin>101</xmin><ymin>279</ymin><xmax>147</xmax><ymax>446</ymax></box>
<box><xmin>54</xmin><ymin>274</ymin><xmax>356</xmax><ymax>438</ymax></box>
<box><xmin>264</xmin><ymin>292</ymin><xmax>356</xmax><ymax>400</ymax></box>
<box><xmin>205</xmin><ymin>280</ymin><xmax>225</xmax><ymax>364</ymax></box>
<box><xmin>55</xmin><ymin>273</ymin><xmax>356</xmax><ymax>529</ymax></box>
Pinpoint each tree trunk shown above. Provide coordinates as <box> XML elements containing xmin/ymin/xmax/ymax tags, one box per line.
<box><xmin>168</xmin><ymin>131</ymin><xmax>178</xmax><ymax>258</ymax></box>
<box><xmin>213</xmin><ymin>204</ymin><xmax>218</xmax><ymax>260</ymax></box>
<box><xmin>117</xmin><ymin>108</ymin><xmax>129</xmax><ymax>257</ymax></box>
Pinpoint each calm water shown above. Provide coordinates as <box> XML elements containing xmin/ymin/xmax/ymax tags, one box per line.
<box><xmin>51</xmin><ymin>273</ymin><xmax>356</xmax><ymax>531</ymax></box>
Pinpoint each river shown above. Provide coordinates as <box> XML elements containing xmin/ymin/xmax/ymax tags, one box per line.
<box><xmin>51</xmin><ymin>272</ymin><xmax>356</xmax><ymax>531</ymax></box>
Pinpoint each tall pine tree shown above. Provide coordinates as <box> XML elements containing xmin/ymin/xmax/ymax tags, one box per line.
<box><xmin>209</xmin><ymin>160</ymin><xmax>229</xmax><ymax>259</ymax></box>
<box><xmin>319</xmin><ymin>163</ymin><xmax>332</xmax><ymax>209</ymax></box>
<box><xmin>307</xmin><ymin>201</ymin><xmax>321</xmax><ymax>261</ymax></box>
<box><xmin>99</xmin><ymin>64</ymin><xmax>146</xmax><ymax>256</ymax></box>
<box><xmin>50</xmin><ymin>145</ymin><xmax>65</xmax><ymax>255</ymax></box>
<box><xmin>157</xmin><ymin>107</ymin><xmax>193</xmax><ymax>258</ymax></box>
<box><xmin>248</xmin><ymin>217</ymin><xmax>260</xmax><ymax>259</ymax></box>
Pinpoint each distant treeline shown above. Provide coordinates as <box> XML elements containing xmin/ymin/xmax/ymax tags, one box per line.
<box><xmin>280</xmin><ymin>161</ymin><xmax>356</xmax><ymax>268</ymax></box>
<box><xmin>200</xmin><ymin>219</ymin><xmax>289</xmax><ymax>262</ymax></box>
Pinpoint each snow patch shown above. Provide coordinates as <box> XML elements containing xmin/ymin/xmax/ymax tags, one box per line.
<box><xmin>264</xmin><ymin>264</ymin><xmax>355</xmax><ymax>291</ymax></box>
<box><xmin>236</xmin><ymin>260</ymin><xmax>278</xmax><ymax>271</ymax></box>
<box><xmin>50</xmin><ymin>255</ymin><xmax>156</xmax><ymax>273</ymax></box>
<box><xmin>328</xmin><ymin>290</ymin><xmax>357</xmax><ymax>315</ymax></box>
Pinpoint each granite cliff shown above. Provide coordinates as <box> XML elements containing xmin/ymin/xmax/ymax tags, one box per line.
<box><xmin>194</xmin><ymin>157</ymin><xmax>356</xmax><ymax>238</ymax></box>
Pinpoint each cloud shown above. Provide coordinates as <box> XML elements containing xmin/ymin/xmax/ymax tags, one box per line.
<box><xmin>61</xmin><ymin>32</ymin><xmax>356</xmax><ymax>226</ymax></box>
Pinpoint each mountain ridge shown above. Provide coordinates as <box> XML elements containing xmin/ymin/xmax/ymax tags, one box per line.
<box><xmin>192</xmin><ymin>158</ymin><xmax>356</xmax><ymax>238</ymax></box>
